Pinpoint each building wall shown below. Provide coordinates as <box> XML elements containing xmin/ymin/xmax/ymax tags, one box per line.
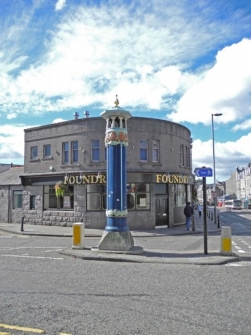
<box><xmin>0</xmin><ymin>185</ymin><xmax>24</xmax><ymax>224</ymax></box>
<box><xmin>0</xmin><ymin>186</ymin><xmax>10</xmax><ymax>222</ymax></box>
<box><xmin>24</xmin><ymin>117</ymin><xmax>191</xmax><ymax>175</ymax></box>
<box><xmin>225</xmin><ymin>172</ymin><xmax>237</xmax><ymax>196</ymax></box>
<box><xmin>2</xmin><ymin>116</ymin><xmax>193</xmax><ymax>229</ymax></box>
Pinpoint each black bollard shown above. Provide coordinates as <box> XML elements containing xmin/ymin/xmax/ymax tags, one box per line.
<box><xmin>217</xmin><ymin>215</ymin><xmax>220</xmax><ymax>228</ymax></box>
<box><xmin>21</xmin><ymin>216</ymin><xmax>25</xmax><ymax>232</ymax></box>
<box><xmin>211</xmin><ymin>211</ymin><xmax>213</xmax><ymax>221</ymax></box>
<box><xmin>192</xmin><ymin>215</ymin><xmax>195</xmax><ymax>231</ymax></box>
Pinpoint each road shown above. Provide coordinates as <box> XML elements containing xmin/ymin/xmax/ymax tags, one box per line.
<box><xmin>219</xmin><ymin>209</ymin><xmax>251</xmax><ymax>257</ymax></box>
<box><xmin>0</xmin><ymin>216</ymin><xmax>251</xmax><ymax>335</ymax></box>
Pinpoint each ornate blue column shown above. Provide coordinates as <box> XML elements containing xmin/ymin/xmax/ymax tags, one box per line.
<box><xmin>98</xmin><ymin>96</ymin><xmax>134</xmax><ymax>251</ymax></box>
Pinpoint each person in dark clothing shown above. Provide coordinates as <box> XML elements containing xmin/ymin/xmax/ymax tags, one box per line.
<box><xmin>197</xmin><ymin>204</ymin><xmax>202</xmax><ymax>217</ymax></box>
<box><xmin>184</xmin><ymin>202</ymin><xmax>194</xmax><ymax>230</ymax></box>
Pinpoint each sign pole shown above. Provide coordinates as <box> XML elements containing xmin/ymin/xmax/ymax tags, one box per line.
<box><xmin>202</xmin><ymin>176</ymin><xmax>208</xmax><ymax>254</ymax></box>
<box><xmin>194</xmin><ymin>166</ymin><xmax>212</xmax><ymax>255</ymax></box>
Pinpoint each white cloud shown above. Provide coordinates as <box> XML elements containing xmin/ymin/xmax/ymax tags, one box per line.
<box><xmin>0</xmin><ymin>124</ymin><xmax>25</xmax><ymax>162</ymax></box>
<box><xmin>232</xmin><ymin>119</ymin><xmax>251</xmax><ymax>132</ymax></box>
<box><xmin>52</xmin><ymin>118</ymin><xmax>66</xmax><ymax>123</ymax></box>
<box><xmin>0</xmin><ymin>1</ymin><xmax>250</xmax><ymax>116</ymax></box>
<box><xmin>168</xmin><ymin>38</ymin><xmax>251</xmax><ymax>125</ymax></box>
<box><xmin>6</xmin><ymin>113</ymin><xmax>18</xmax><ymax>120</ymax></box>
<box><xmin>192</xmin><ymin>132</ymin><xmax>251</xmax><ymax>181</ymax></box>
<box><xmin>55</xmin><ymin>0</ymin><xmax>66</xmax><ymax>11</ymax></box>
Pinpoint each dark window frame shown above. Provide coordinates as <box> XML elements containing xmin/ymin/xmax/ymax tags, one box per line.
<box><xmin>30</xmin><ymin>146</ymin><xmax>38</xmax><ymax>159</ymax></box>
<box><xmin>43</xmin><ymin>144</ymin><xmax>51</xmax><ymax>158</ymax></box>
<box><xmin>91</xmin><ymin>140</ymin><xmax>100</xmax><ymax>162</ymax></box>
<box><xmin>13</xmin><ymin>190</ymin><xmax>23</xmax><ymax>209</ymax></box>
<box><xmin>140</xmin><ymin>139</ymin><xmax>148</xmax><ymax>162</ymax></box>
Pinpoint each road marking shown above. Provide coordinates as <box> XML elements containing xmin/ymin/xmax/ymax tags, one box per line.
<box><xmin>0</xmin><ymin>324</ymin><xmax>72</xmax><ymax>334</ymax></box>
<box><xmin>0</xmin><ymin>247</ymin><xmax>66</xmax><ymax>250</ymax></box>
<box><xmin>44</xmin><ymin>249</ymin><xmax>63</xmax><ymax>253</ymax></box>
<box><xmin>0</xmin><ymin>323</ymin><xmax>44</xmax><ymax>333</ymax></box>
<box><xmin>0</xmin><ymin>255</ymin><xmax>63</xmax><ymax>260</ymax></box>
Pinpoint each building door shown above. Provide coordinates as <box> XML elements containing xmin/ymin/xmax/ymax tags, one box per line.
<box><xmin>155</xmin><ymin>195</ymin><xmax>169</xmax><ymax>226</ymax></box>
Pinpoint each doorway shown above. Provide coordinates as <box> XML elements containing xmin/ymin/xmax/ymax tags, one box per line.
<box><xmin>155</xmin><ymin>195</ymin><xmax>169</xmax><ymax>226</ymax></box>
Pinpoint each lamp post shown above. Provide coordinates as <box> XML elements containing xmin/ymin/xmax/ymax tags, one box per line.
<box><xmin>211</xmin><ymin>113</ymin><xmax>222</xmax><ymax>225</ymax></box>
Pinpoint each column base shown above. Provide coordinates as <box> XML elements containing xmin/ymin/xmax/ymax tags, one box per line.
<box><xmin>98</xmin><ymin>230</ymin><xmax>134</xmax><ymax>251</ymax></box>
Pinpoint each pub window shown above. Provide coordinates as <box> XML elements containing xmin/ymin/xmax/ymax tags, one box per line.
<box><xmin>127</xmin><ymin>193</ymin><xmax>135</xmax><ymax>210</ymax></box>
<box><xmin>91</xmin><ymin>140</ymin><xmax>100</xmax><ymax>162</ymax></box>
<box><xmin>30</xmin><ymin>195</ymin><xmax>36</xmax><ymax>210</ymax></box>
<box><xmin>127</xmin><ymin>183</ymin><xmax>150</xmax><ymax>210</ymax></box>
<box><xmin>43</xmin><ymin>185</ymin><xmax>74</xmax><ymax>210</ymax></box>
<box><xmin>172</xmin><ymin>184</ymin><xmax>186</xmax><ymax>207</ymax></box>
<box><xmin>13</xmin><ymin>190</ymin><xmax>23</xmax><ymax>209</ymax></box>
<box><xmin>72</xmin><ymin>140</ymin><xmax>78</xmax><ymax>163</ymax></box>
<box><xmin>30</xmin><ymin>146</ymin><xmax>38</xmax><ymax>159</ymax></box>
<box><xmin>87</xmin><ymin>184</ymin><xmax>106</xmax><ymax>210</ymax></box>
<box><xmin>152</xmin><ymin>140</ymin><xmax>160</xmax><ymax>162</ymax></box>
<box><xmin>140</xmin><ymin>140</ymin><xmax>148</xmax><ymax>161</ymax></box>
<box><xmin>62</xmin><ymin>142</ymin><xmax>69</xmax><ymax>164</ymax></box>
<box><xmin>43</xmin><ymin>144</ymin><xmax>51</xmax><ymax>158</ymax></box>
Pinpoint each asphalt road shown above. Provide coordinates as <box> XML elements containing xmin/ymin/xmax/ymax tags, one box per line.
<box><xmin>1</xmin><ymin>223</ymin><xmax>251</xmax><ymax>335</ymax></box>
<box><xmin>219</xmin><ymin>209</ymin><xmax>251</xmax><ymax>258</ymax></box>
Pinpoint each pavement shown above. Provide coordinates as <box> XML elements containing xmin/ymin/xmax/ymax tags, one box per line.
<box><xmin>0</xmin><ymin>210</ymin><xmax>239</xmax><ymax>265</ymax></box>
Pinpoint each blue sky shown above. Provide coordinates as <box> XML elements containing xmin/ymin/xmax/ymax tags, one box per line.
<box><xmin>0</xmin><ymin>0</ymin><xmax>251</xmax><ymax>182</ymax></box>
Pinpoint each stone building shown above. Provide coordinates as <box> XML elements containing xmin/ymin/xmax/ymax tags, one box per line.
<box><xmin>235</xmin><ymin>165</ymin><xmax>251</xmax><ymax>208</ymax></box>
<box><xmin>0</xmin><ymin>108</ymin><xmax>194</xmax><ymax>229</ymax></box>
<box><xmin>0</xmin><ymin>167</ymin><xmax>24</xmax><ymax>224</ymax></box>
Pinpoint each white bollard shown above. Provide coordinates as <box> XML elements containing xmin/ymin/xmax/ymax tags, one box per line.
<box><xmin>221</xmin><ymin>226</ymin><xmax>232</xmax><ymax>255</ymax></box>
<box><xmin>72</xmin><ymin>222</ymin><xmax>85</xmax><ymax>249</ymax></box>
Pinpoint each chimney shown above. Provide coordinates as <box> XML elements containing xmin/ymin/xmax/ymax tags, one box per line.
<box><xmin>74</xmin><ymin>112</ymin><xmax>79</xmax><ymax>120</ymax></box>
<box><xmin>84</xmin><ymin>111</ymin><xmax>90</xmax><ymax>118</ymax></box>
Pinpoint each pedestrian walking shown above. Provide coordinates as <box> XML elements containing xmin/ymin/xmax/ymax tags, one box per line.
<box><xmin>197</xmin><ymin>204</ymin><xmax>202</xmax><ymax>217</ymax></box>
<box><xmin>184</xmin><ymin>201</ymin><xmax>194</xmax><ymax>230</ymax></box>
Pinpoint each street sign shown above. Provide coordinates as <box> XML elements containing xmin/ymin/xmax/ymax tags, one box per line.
<box><xmin>194</xmin><ymin>167</ymin><xmax>213</xmax><ymax>177</ymax></box>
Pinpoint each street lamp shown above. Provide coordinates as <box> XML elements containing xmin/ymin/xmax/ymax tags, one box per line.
<box><xmin>211</xmin><ymin>113</ymin><xmax>222</xmax><ymax>225</ymax></box>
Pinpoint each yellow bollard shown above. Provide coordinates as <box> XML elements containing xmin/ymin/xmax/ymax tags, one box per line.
<box><xmin>221</xmin><ymin>226</ymin><xmax>232</xmax><ymax>255</ymax></box>
<box><xmin>72</xmin><ymin>222</ymin><xmax>85</xmax><ymax>249</ymax></box>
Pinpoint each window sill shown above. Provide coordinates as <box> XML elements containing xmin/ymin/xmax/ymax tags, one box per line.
<box><xmin>89</xmin><ymin>162</ymin><xmax>106</xmax><ymax>166</ymax></box>
<box><xmin>138</xmin><ymin>162</ymin><xmax>162</xmax><ymax>166</ymax></box>
<box><xmin>151</xmin><ymin>163</ymin><xmax>162</xmax><ymax>166</ymax></box>
<box><xmin>42</xmin><ymin>157</ymin><xmax>53</xmax><ymax>161</ymax></box>
<box><xmin>29</xmin><ymin>158</ymin><xmax>40</xmax><ymax>162</ymax></box>
<box><xmin>60</xmin><ymin>164</ymin><xmax>80</xmax><ymax>168</ymax></box>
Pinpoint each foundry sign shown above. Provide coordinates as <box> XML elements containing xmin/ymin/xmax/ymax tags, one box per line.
<box><xmin>63</xmin><ymin>173</ymin><xmax>189</xmax><ymax>185</ymax></box>
<box><xmin>64</xmin><ymin>174</ymin><xmax>106</xmax><ymax>185</ymax></box>
<box><xmin>156</xmin><ymin>174</ymin><xmax>189</xmax><ymax>184</ymax></box>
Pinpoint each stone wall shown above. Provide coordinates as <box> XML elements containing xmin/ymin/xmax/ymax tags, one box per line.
<box><xmin>0</xmin><ymin>186</ymin><xmax>10</xmax><ymax>222</ymax></box>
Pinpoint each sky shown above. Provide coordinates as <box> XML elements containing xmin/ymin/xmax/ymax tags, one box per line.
<box><xmin>0</xmin><ymin>0</ymin><xmax>251</xmax><ymax>183</ymax></box>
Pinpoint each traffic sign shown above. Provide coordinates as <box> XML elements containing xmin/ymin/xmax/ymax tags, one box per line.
<box><xmin>194</xmin><ymin>167</ymin><xmax>213</xmax><ymax>177</ymax></box>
